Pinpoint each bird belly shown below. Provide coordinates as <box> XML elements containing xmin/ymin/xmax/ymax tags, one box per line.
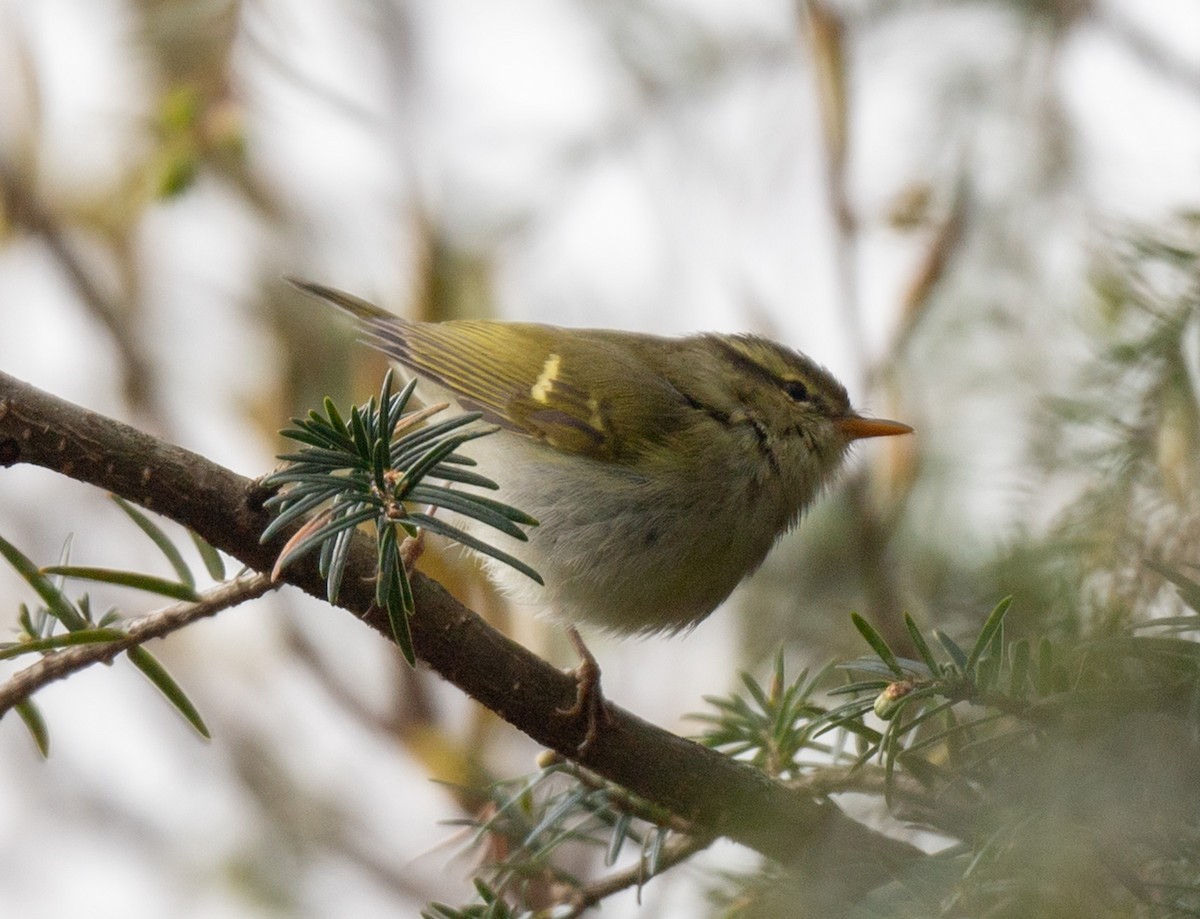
<box><xmin>441</xmin><ymin>431</ymin><xmax>789</xmax><ymax>635</ymax></box>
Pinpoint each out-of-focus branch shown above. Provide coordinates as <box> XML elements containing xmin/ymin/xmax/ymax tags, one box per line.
<box><xmin>0</xmin><ymin>369</ymin><xmax>922</xmax><ymax>891</ymax></box>
<box><xmin>888</xmin><ymin>176</ymin><xmax>971</xmax><ymax>363</ymax></box>
<box><xmin>0</xmin><ymin>161</ymin><xmax>158</xmax><ymax>413</ymax></box>
<box><xmin>802</xmin><ymin>0</ymin><xmax>863</xmax><ymax>370</ymax></box>
<box><xmin>1091</xmin><ymin>4</ymin><xmax>1200</xmax><ymax>97</ymax></box>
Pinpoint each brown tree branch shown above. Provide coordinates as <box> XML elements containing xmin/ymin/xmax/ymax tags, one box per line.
<box><xmin>0</xmin><ymin>369</ymin><xmax>921</xmax><ymax>895</ymax></box>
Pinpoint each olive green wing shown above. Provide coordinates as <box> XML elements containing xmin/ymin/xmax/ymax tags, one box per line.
<box><xmin>291</xmin><ymin>279</ymin><xmax>686</xmax><ymax>463</ymax></box>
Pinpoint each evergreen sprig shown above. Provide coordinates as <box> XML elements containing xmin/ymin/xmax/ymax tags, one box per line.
<box><xmin>421</xmin><ymin>880</ymin><xmax>533</xmax><ymax>919</ymax></box>
<box><xmin>437</xmin><ymin>760</ymin><xmax>682</xmax><ymax>913</ymax></box>
<box><xmin>688</xmin><ymin>586</ymin><xmax>1200</xmax><ymax>916</ymax></box>
<box><xmin>692</xmin><ymin>653</ymin><xmax>834</xmax><ymax>779</ymax></box>
<box><xmin>261</xmin><ymin>371</ymin><xmax>540</xmax><ymax>664</ymax></box>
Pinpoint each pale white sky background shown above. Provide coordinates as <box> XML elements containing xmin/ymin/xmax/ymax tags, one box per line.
<box><xmin>0</xmin><ymin>1</ymin><xmax>1199</xmax><ymax>917</ymax></box>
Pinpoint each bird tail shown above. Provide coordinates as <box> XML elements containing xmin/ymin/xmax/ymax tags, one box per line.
<box><xmin>285</xmin><ymin>277</ymin><xmax>400</xmax><ymax>322</ymax></box>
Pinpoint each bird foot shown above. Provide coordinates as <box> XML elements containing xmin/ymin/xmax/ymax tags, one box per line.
<box><xmin>557</xmin><ymin>626</ymin><xmax>612</xmax><ymax>754</ymax></box>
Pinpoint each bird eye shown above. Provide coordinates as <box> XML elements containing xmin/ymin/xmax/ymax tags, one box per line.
<box><xmin>783</xmin><ymin>379</ymin><xmax>810</xmax><ymax>402</ymax></box>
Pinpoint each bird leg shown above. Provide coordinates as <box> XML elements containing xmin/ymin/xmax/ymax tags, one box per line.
<box><xmin>557</xmin><ymin>626</ymin><xmax>612</xmax><ymax>754</ymax></box>
<box><xmin>399</xmin><ymin>529</ymin><xmax>425</xmax><ymax>569</ymax></box>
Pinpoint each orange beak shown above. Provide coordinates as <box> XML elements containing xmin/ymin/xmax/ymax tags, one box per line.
<box><xmin>835</xmin><ymin>415</ymin><xmax>914</xmax><ymax>441</ymax></box>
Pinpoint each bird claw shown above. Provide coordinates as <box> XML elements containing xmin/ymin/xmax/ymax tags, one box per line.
<box><xmin>557</xmin><ymin>626</ymin><xmax>611</xmax><ymax>754</ymax></box>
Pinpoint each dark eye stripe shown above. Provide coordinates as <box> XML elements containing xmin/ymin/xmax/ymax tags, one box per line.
<box><xmin>708</xmin><ymin>333</ymin><xmax>853</xmax><ymax>416</ymax></box>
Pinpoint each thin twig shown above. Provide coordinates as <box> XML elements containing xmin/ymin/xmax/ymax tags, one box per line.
<box><xmin>0</xmin><ymin>573</ymin><xmax>277</xmax><ymax>718</ymax></box>
<box><xmin>546</xmin><ymin>754</ymin><xmax>698</xmax><ymax>835</ymax></box>
<box><xmin>563</xmin><ymin>832</ymin><xmax>711</xmax><ymax>917</ymax></box>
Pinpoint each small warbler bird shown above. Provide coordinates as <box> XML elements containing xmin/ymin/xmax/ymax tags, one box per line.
<box><xmin>292</xmin><ymin>279</ymin><xmax>912</xmax><ymax>636</ymax></box>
